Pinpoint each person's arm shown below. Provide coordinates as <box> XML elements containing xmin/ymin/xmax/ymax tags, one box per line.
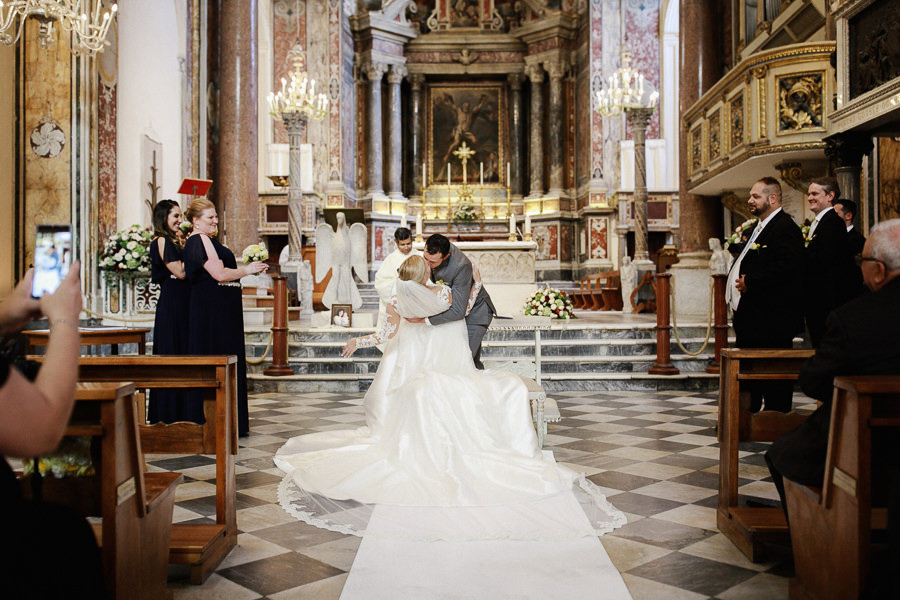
<box><xmin>342</xmin><ymin>297</ymin><xmax>401</xmax><ymax>357</ymax></box>
<box><xmin>198</xmin><ymin>234</ymin><xmax>267</xmax><ymax>282</ymax></box>
<box><xmin>0</xmin><ymin>265</ymin><xmax>83</xmax><ymax>457</ymax></box>
<box><xmin>465</xmin><ymin>264</ymin><xmax>482</xmax><ymax>316</ymax></box>
<box><xmin>158</xmin><ymin>237</ymin><xmax>185</xmax><ymax>279</ymax></box>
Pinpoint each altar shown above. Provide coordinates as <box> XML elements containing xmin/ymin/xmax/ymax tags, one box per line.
<box><xmin>414</xmin><ymin>240</ymin><xmax>539</xmax><ymax>316</ymax></box>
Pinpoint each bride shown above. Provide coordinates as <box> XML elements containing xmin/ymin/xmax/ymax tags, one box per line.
<box><xmin>274</xmin><ymin>255</ymin><xmax>624</xmax><ymax>537</ymax></box>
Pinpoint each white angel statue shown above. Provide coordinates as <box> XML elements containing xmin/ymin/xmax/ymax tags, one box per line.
<box><xmin>315</xmin><ymin>212</ymin><xmax>368</xmax><ymax>310</ymax></box>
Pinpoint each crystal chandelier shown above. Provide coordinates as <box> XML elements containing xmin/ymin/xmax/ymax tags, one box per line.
<box><xmin>595</xmin><ymin>48</ymin><xmax>659</xmax><ymax>116</ymax></box>
<box><xmin>267</xmin><ymin>46</ymin><xmax>329</xmax><ymax>120</ymax></box>
<box><xmin>0</xmin><ymin>0</ymin><xmax>118</xmax><ymax>56</ymax></box>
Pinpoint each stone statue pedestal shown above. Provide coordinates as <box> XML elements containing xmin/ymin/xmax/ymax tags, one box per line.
<box><xmin>669</xmin><ymin>251</ymin><xmax>713</xmax><ymax>322</ymax></box>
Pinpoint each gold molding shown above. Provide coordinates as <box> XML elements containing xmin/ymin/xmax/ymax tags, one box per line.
<box><xmin>687</xmin><ymin>141</ymin><xmax>827</xmax><ymax>188</ymax></box>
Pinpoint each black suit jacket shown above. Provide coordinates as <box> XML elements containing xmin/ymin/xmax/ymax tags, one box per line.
<box><xmin>732</xmin><ymin>209</ymin><xmax>805</xmax><ymax>346</ymax></box>
<box><xmin>768</xmin><ymin>277</ymin><xmax>900</xmax><ymax>484</ymax></box>
<box><xmin>846</xmin><ymin>226</ymin><xmax>866</xmax><ymax>258</ymax></box>
<box><xmin>805</xmin><ymin>208</ymin><xmax>857</xmax><ymax>309</ymax></box>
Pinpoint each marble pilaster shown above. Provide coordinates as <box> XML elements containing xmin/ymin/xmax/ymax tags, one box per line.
<box><xmin>365</xmin><ymin>62</ymin><xmax>388</xmax><ymax>198</ymax></box>
<box><xmin>386</xmin><ymin>64</ymin><xmax>407</xmax><ymax>201</ymax></box>
<box><xmin>410</xmin><ymin>73</ymin><xmax>425</xmax><ymax>199</ymax></box>
<box><xmin>508</xmin><ymin>73</ymin><xmax>525</xmax><ymax>196</ymax></box>
<box><xmin>218</xmin><ymin>0</ymin><xmax>259</xmax><ymax>252</ymax></box>
<box><xmin>526</xmin><ymin>63</ymin><xmax>545</xmax><ymax>199</ymax></box>
<box><xmin>677</xmin><ymin>0</ymin><xmax>720</xmax><ymax>253</ymax></box>
<box><xmin>546</xmin><ymin>61</ymin><xmax>565</xmax><ymax>197</ymax></box>
<box><xmin>628</xmin><ymin>108</ymin><xmax>653</xmax><ymax>265</ymax></box>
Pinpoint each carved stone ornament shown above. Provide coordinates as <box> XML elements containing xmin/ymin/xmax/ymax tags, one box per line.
<box><xmin>30</xmin><ymin>121</ymin><xmax>66</xmax><ymax>159</ymax></box>
<box><xmin>778</xmin><ymin>73</ymin><xmax>823</xmax><ymax>131</ymax></box>
<box><xmin>455</xmin><ymin>49</ymin><xmax>479</xmax><ymax>66</ymax></box>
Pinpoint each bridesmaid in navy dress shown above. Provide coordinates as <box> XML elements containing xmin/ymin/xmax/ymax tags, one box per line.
<box><xmin>183</xmin><ymin>198</ymin><xmax>268</xmax><ymax>436</ymax></box>
<box><xmin>148</xmin><ymin>199</ymin><xmax>191</xmax><ymax>423</ymax></box>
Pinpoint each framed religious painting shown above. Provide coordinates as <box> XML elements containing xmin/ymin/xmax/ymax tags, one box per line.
<box><xmin>427</xmin><ymin>83</ymin><xmax>507</xmax><ymax>187</ymax></box>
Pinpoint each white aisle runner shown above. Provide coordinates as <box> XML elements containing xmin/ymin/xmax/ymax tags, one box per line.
<box><xmin>340</xmin><ymin>494</ymin><xmax>632</xmax><ymax>600</ymax></box>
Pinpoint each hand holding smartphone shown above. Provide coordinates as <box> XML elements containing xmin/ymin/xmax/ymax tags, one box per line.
<box><xmin>32</xmin><ymin>224</ymin><xmax>72</xmax><ymax>299</ymax></box>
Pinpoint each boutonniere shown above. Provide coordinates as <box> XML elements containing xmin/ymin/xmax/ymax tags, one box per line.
<box><xmin>749</xmin><ymin>243</ymin><xmax>766</xmax><ymax>251</ymax></box>
<box><xmin>436</xmin><ymin>279</ymin><xmax>445</xmax><ymax>285</ymax></box>
<box><xmin>801</xmin><ymin>219</ymin><xmax>812</xmax><ymax>246</ymax></box>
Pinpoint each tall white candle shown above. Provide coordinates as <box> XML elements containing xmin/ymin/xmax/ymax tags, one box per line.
<box><xmin>416</xmin><ymin>213</ymin><xmax>423</xmax><ymax>236</ymax></box>
<box><xmin>509</xmin><ymin>212</ymin><xmax>516</xmax><ymax>234</ymax></box>
<box><xmin>422</xmin><ymin>162</ymin><xmax>426</xmax><ymax>192</ymax></box>
<box><xmin>507</xmin><ymin>163</ymin><xmax>511</xmax><ymax>188</ymax></box>
<box><xmin>480</xmin><ymin>162</ymin><xmax>484</xmax><ymax>186</ymax></box>
<box><xmin>524</xmin><ymin>213</ymin><xmax>531</xmax><ymax>235</ymax></box>
<box><xmin>447</xmin><ymin>164</ymin><xmax>451</xmax><ymax>186</ymax></box>
<box><xmin>401</xmin><ymin>213</ymin><xmax>408</xmax><ymax>228</ymax></box>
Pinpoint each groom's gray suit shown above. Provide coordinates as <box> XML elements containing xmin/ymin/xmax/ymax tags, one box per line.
<box><xmin>428</xmin><ymin>244</ymin><xmax>495</xmax><ymax>369</ymax></box>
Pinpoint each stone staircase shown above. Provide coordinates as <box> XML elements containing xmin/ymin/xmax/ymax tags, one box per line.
<box><xmin>244</xmin><ymin>312</ymin><xmax>722</xmax><ymax>394</ymax></box>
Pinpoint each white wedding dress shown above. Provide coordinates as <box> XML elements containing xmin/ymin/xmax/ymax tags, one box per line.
<box><xmin>275</xmin><ymin>280</ymin><xmax>626</xmax><ymax>541</ymax></box>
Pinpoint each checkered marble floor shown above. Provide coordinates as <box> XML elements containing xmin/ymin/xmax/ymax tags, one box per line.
<box><xmin>149</xmin><ymin>389</ymin><xmax>811</xmax><ymax>599</ymax></box>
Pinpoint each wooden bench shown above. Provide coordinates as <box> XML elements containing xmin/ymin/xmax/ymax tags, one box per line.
<box><xmin>28</xmin><ymin>382</ymin><xmax>183</xmax><ymax>599</ymax></box>
<box><xmin>35</xmin><ymin>355</ymin><xmax>239</xmax><ymax>584</ymax></box>
<box><xmin>717</xmin><ymin>348</ymin><xmax>815</xmax><ymax>561</ymax></box>
<box><xmin>23</xmin><ymin>327</ymin><xmax>150</xmax><ymax>355</ymax></box>
<box><xmin>596</xmin><ymin>270</ymin><xmax>623</xmax><ymax>311</ymax></box>
<box><xmin>785</xmin><ymin>376</ymin><xmax>900</xmax><ymax>600</ymax></box>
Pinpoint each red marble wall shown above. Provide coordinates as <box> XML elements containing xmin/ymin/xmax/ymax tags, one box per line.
<box><xmin>273</xmin><ymin>0</ymin><xmax>307</xmax><ymax>145</ymax></box>
<box><xmin>624</xmin><ymin>0</ymin><xmax>660</xmax><ymax>139</ymax></box>
<box><xmin>98</xmin><ymin>82</ymin><xmax>117</xmax><ymax>239</ymax></box>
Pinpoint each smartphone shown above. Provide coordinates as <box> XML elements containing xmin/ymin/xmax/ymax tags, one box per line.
<box><xmin>31</xmin><ymin>224</ymin><xmax>72</xmax><ymax>298</ymax></box>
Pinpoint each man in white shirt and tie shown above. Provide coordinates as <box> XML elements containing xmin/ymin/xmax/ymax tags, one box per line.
<box><xmin>727</xmin><ymin>177</ymin><xmax>805</xmax><ymax>412</ymax></box>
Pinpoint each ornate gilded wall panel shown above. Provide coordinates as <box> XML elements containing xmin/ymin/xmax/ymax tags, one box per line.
<box><xmin>777</xmin><ymin>71</ymin><xmax>824</xmax><ymax>133</ymax></box>
<box><xmin>690</xmin><ymin>125</ymin><xmax>703</xmax><ymax>174</ymax></box>
<box><xmin>848</xmin><ymin>1</ymin><xmax>900</xmax><ymax>100</ymax></box>
<box><xmin>708</xmin><ymin>109</ymin><xmax>721</xmax><ymax>163</ymax></box>
<box><xmin>730</xmin><ymin>94</ymin><xmax>745</xmax><ymax>151</ymax></box>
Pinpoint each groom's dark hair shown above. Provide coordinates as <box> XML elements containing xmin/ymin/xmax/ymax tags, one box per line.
<box><xmin>424</xmin><ymin>234</ymin><xmax>451</xmax><ymax>257</ymax></box>
<box><xmin>394</xmin><ymin>227</ymin><xmax>412</xmax><ymax>242</ymax></box>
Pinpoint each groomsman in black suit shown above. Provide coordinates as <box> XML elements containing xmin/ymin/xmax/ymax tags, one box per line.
<box><xmin>833</xmin><ymin>198</ymin><xmax>866</xmax><ymax>256</ymax></box>
<box><xmin>727</xmin><ymin>176</ymin><xmax>805</xmax><ymax>412</ymax></box>
<box><xmin>766</xmin><ymin>220</ymin><xmax>900</xmax><ymax>583</ymax></box>
<box><xmin>803</xmin><ymin>177</ymin><xmax>858</xmax><ymax>347</ymax></box>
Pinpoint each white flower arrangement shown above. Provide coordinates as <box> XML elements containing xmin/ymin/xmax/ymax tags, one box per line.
<box><xmin>98</xmin><ymin>224</ymin><xmax>153</xmax><ymax>277</ymax></box>
<box><xmin>241</xmin><ymin>241</ymin><xmax>269</xmax><ymax>263</ymax></box>
<box><xmin>523</xmin><ymin>286</ymin><xmax>576</xmax><ymax>319</ymax></box>
<box><xmin>451</xmin><ymin>203</ymin><xmax>479</xmax><ymax>223</ymax></box>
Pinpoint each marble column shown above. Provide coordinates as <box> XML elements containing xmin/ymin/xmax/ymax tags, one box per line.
<box><xmin>386</xmin><ymin>64</ymin><xmax>407</xmax><ymax>201</ymax></box>
<box><xmin>508</xmin><ymin>73</ymin><xmax>525</xmax><ymax>196</ymax></box>
<box><xmin>546</xmin><ymin>61</ymin><xmax>565</xmax><ymax>197</ymax></box>
<box><xmin>526</xmin><ymin>63</ymin><xmax>545</xmax><ymax>198</ymax></box>
<box><xmin>218</xmin><ymin>0</ymin><xmax>258</xmax><ymax>251</ymax></box>
<box><xmin>365</xmin><ymin>62</ymin><xmax>388</xmax><ymax>197</ymax></box>
<box><xmin>678</xmin><ymin>0</ymin><xmax>721</xmax><ymax>252</ymax></box>
<box><xmin>628</xmin><ymin>108</ymin><xmax>654</xmax><ymax>265</ymax></box>
<box><xmin>825</xmin><ymin>133</ymin><xmax>874</xmax><ymax>225</ymax></box>
<box><xmin>410</xmin><ymin>73</ymin><xmax>425</xmax><ymax>199</ymax></box>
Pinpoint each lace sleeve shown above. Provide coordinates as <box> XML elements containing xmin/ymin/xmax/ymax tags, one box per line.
<box><xmin>465</xmin><ymin>280</ymin><xmax>482</xmax><ymax>316</ymax></box>
<box><xmin>356</xmin><ymin>296</ymin><xmax>401</xmax><ymax>348</ymax></box>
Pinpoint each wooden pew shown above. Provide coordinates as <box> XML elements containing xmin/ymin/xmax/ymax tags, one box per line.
<box><xmin>23</xmin><ymin>327</ymin><xmax>150</xmax><ymax>355</ymax></box>
<box><xmin>567</xmin><ymin>275</ymin><xmax>600</xmax><ymax>310</ymax></box>
<box><xmin>785</xmin><ymin>376</ymin><xmax>900</xmax><ymax>600</ymax></box>
<box><xmin>59</xmin><ymin>382</ymin><xmax>181</xmax><ymax>600</ymax></box>
<box><xmin>35</xmin><ymin>355</ymin><xmax>238</xmax><ymax>584</ymax></box>
<box><xmin>597</xmin><ymin>270</ymin><xmax>623</xmax><ymax>311</ymax></box>
<box><xmin>717</xmin><ymin>348</ymin><xmax>814</xmax><ymax>561</ymax></box>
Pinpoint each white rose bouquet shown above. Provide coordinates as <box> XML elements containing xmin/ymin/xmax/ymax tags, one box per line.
<box><xmin>523</xmin><ymin>286</ymin><xmax>576</xmax><ymax>319</ymax></box>
<box><xmin>241</xmin><ymin>241</ymin><xmax>269</xmax><ymax>263</ymax></box>
<box><xmin>98</xmin><ymin>224</ymin><xmax>153</xmax><ymax>277</ymax></box>
<box><xmin>452</xmin><ymin>203</ymin><xmax>478</xmax><ymax>223</ymax></box>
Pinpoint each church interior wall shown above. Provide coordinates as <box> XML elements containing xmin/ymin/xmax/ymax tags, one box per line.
<box><xmin>116</xmin><ymin>1</ymin><xmax>185</xmax><ymax>229</ymax></box>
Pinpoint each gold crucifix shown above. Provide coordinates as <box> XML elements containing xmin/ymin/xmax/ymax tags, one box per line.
<box><xmin>452</xmin><ymin>142</ymin><xmax>476</xmax><ymax>185</ymax></box>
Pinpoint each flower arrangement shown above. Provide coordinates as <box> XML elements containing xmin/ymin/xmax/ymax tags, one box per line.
<box><xmin>523</xmin><ymin>286</ymin><xmax>576</xmax><ymax>319</ymax></box>
<box><xmin>801</xmin><ymin>218</ymin><xmax>812</xmax><ymax>246</ymax></box>
<box><xmin>22</xmin><ymin>436</ymin><xmax>95</xmax><ymax>478</ymax></box>
<box><xmin>241</xmin><ymin>241</ymin><xmax>269</xmax><ymax>263</ymax></box>
<box><xmin>451</xmin><ymin>203</ymin><xmax>479</xmax><ymax>223</ymax></box>
<box><xmin>724</xmin><ymin>218</ymin><xmax>757</xmax><ymax>250</ymax></box>
<box><xmin>98</xmin><ymin>224</ymin><xmax>153</xmax><ymax>276</ymax></box>
<box><xmin>179</xmin><ymin>220</ymin><xmax>193</xmax><ymax>235</ymax></box>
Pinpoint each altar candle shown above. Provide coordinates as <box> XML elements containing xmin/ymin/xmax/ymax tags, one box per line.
<box><xmin>524</xmin><ymin>213</ymin><xmax>531</xmax><ymax>235</ymax></box>
<box><xmin>401</xmin><ymin>213</ymin><xmax>408</xmax><ymax>228</ymax></box>
<box><xmin>507</xmin><ymin>163</ymin><xmax>511</xmax><ymax>188</ymax></box>
<box><xmin>509</xmin><ymin>212</ymin><xmax>516</xmax><ymax>234</ymax></box>
<box><xmin>416</xmin><ymin>213</ymin><xmax>423</xmax><ymax>236</ymax></box>
<box><xmin>422</xmin><ymin>162</ymin><xmax>427</xmax><ymax>192</ymax></box>
<box><xmin>480</xmin><ymin>162</ymin><xmax>484</xmax><ymax>186</ymax></box>
<box><xmin>447</xmin><ymin>164</ymin><xmax>451</xmax><ymax>186</ymax></box>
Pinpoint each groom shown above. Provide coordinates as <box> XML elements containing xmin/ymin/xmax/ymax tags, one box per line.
<box><xmin>417</xmin><ymin>234</ymin><xmax>495</xmax><ymax>369</ymax></box>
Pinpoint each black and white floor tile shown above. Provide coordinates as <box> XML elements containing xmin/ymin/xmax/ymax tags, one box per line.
<box><xmin>149</xmin><ymin>389</ymin><xmax>809</xmax><ymax>599</ymax></box>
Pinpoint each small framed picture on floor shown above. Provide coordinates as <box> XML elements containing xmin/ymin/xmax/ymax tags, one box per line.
<box><xmin>331</xmin><ymin>304</ymin><xmax>352</xmax><ymax>327</ymax></box>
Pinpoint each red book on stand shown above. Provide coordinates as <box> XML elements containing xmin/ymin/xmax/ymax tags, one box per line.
<box><xmin>178</xmin><ymin>178</ymin><xmax>213</xmax><ymax>196</ymax></box>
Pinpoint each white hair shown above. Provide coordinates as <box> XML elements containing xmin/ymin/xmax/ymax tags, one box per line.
<box><xmin>870</xmin><ymin>219</ymin><xmax>900</xmax><ymax>271</ymax></box>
